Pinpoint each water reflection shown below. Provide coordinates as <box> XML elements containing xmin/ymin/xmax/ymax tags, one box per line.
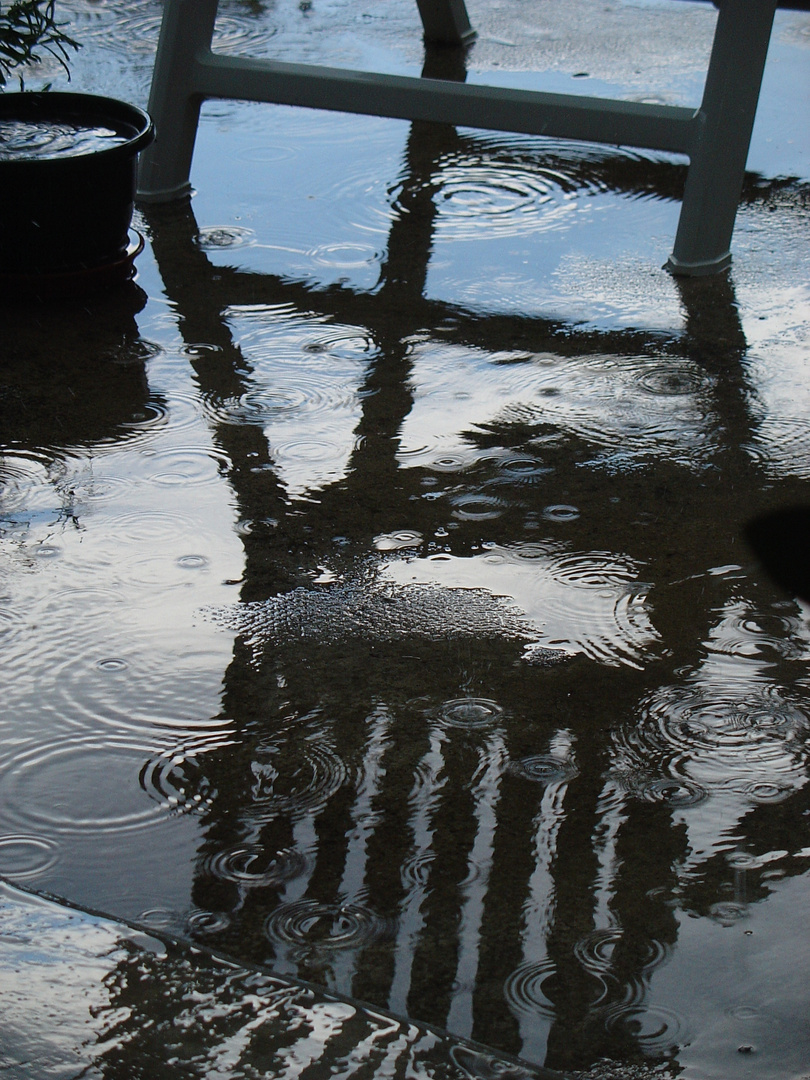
<box><xmin>136</xmin><ymin>130</ymin><xmax>810</xmax><ymax>1072</ymax></box>
<box><xmin>3</xmin><ymin>24</ymin><xmax>810</xmax><ymax>1080</ymax></box>
<box><xmin>1</xmin><ymin>283</ymin><xmax>153</xmax><ymax>451</ymax></box>
<box><xmin>1</xmin><ymin>880</ymin><xmax>559</xmax><ymax>1080</ymax></box>
<box><xmin>136</xmin><ymin>88</ymin><xmax>810</xmax><ymax>1067</ymax></box>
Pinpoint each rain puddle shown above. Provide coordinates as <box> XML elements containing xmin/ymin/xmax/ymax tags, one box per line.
<box><xmin>2</xmin><ymin>1</ymin><xmax>810</xmax><ymax>1078</ymax></box>
<box><xmin>1</xmin><ymin>880</ymin><xmax>559</xmax><ymax>1080</ymax></box>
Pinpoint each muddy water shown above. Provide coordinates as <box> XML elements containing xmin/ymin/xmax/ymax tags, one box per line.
<box><xmin>2</xmin><ymin>2</ymin><xmax>810</xmax><ymax>1078</ymax></box>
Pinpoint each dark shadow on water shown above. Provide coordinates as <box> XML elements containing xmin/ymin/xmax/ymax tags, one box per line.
<box><xmin>4</xmin><ymin>37</ymin><xmax>810</xmax><ymax>1076</ymax></box>
<box><xmin>1</xmin><ymin>283</ymin><xmax>155</xmax><ymax>451</ymax></box>
<box><xmin>132</xmin><ymin>63</ymin><xmax>810</xmax><ymax>1073</ymax></box>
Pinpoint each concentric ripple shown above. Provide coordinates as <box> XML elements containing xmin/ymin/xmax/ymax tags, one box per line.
<box><xmin>491</xmin><ymin>352</ymin><xmax>716</xmax><ymax>470</ymax></box>
<box><xmin>310</xmin><ymin>242</ymin><xmax>382</xmax><ymax>269</ymax></box>
<box><xmin>0</xmin><ymin>734</ymin><xmax>169</xmax><ymax>835</ymax></box>
<box><xmin>230</xmin><ymin>315</ymin><xmax>375</xmax><ymax>365</ymax></box>
<box><xmin>89</xmin><ymin>399</ymin><xmax>171</xmax><ymax>450</ymax></box>
<box><xmin>503</xmin><ymin>959</ymin><xmax>557</xmax><ymax>1019</ymax></box>
<box><xmin>196</xmin><ymin>225</ymin><xmax>255</xmax><ymax>250</ymax></box>
<box><xmin>0</xmin><ymin>449</ymin><xmax>63</xmax><ymax>512</ymax></box>
<box><xmin>538</xmin><ymin>578</ymin><xmax>657</xmax><ymax>669</ymax></box>
<box><xmin>633</xmin><ymin>682</ymin><xmax>809</xmax><ymax>764</ymax></box>
<box><xmin>79</xmin><ymin>473</ymin><xmax>136</xmax><ymax>503</ymax></box>
<box><xmin>69</xmin><ymin>0</ymin><xmax>278</xmax><ymax>56</ymax></box>
<box><xmin>107</xmin><ymin>509</ymin><xmax>195</xmax><ymax>544</ymax></box>
<box><xmin>204</xmin><ymin>845</ymin><xmax>308</xmax><ymax>887</ymax></box>
<box><xmin>635</xmin><ymin>360</ymin><xmax>713</xmax><ymax>397</ymax></box>
<box><xmin>207</xmin><ymin>387</ymin><xmax>310</xmax><ymax>426</ymax></box>
<box><xmin>602</xmin><ymin>999</ymin><xmax>687</xmax><ymax>1055</ymax></box>
<box><xmin>739</xmin><ymin>780</ymin><xmax>794</xmax><ymax>805</ymax></box>
<box><xmin>546</xmin><ymin>552</ymin><xmax>639</xmax><ymax>589</ymax></box>
<box><xmin>234</xmin><ymin>517</ymin><xmax>278</xmax><ymax>537</ymax></box>
<box><xmin>401</xmin><ymin>850</ymin><xmax>435</xmax><ymax>889</ymax></box>
<box><xmin>746</xmin><ymin>416</ymin><xmax>810</xmax><ymax>480</ymax></box>
<box><xmin>96</xmin><ymin>657</ymin><xmax>129</xmax><ymax>672</ymax></box>
<box><xmin>181</xmin><ymin>342</ymin><xmax>227</xmax><ymax>361</ymax></box>
<box><xmin>505</xmin><ymin>958</ymin><xmax>610</xmax><ymax>1020</ymax></box>
<box><xmin>146</xmin><ymin>445</ymin><xmax>231</xmax><ymax>487</ymax></box>
<box><xmin>66</xmin><ymin>0</ymin><xmax>164</xmax><ymax>54</ymax></box>
<box><xmin>573</xmin><ymin>928</ymin><xmax>622</xmax><ymax>974</ymax></box>
<box><xmin>199</xmin><ymin>319</ymin><xmax>372</xmax><ymax>444</ymax></box>
<box><xmin>139</xmin><ymin>747</ymin><xmax>218</xmax><ymax>814</ymax></box>
<box><xmin>492</xmin><ymin>454</ymin><xmax>553</xmax><ymax>484</ymax></box>
<box><xmin>450</xmin><ymin>493</ymin><xmax>506</xmax><ymax>521</ymax></box>
<box><xmin>176</xmin><ymin>554</ymin><xmax>210</xmax><ymax>570</ymax></box>
<box><xmin>542</xmin><ymin>504</ymin><xmax>580</xmax><ymax>523</ymax></box>
<box><xmin>506</xmin><ymin>755</ymin><xmax>578</xmax><ymax>785</ymax></box>
<box><xmin>138</xmin><ymin>907</ymin><xmax>181</xmax><ymax>931</ymax></box>
<box><xmin>301</xmin><ymin>327</ymin><xmax>376</xmax><ymax>361</ymax></box>
<box><xmin>264</xmin><ymin>899</ymin><xmax>395</xmax><ymax>950</ymax></box>
<box><xmin>245</xmin><ymin>736</ymin><xmax>349</xmax><ymax>818</ymax></box>
<box><xmin>438</xmin><ymin>698</ymin><xmax>504</xmax><ymax>729</ymax></box>
<box><xmin>634</xmin><ymin>776</ymin><xmax>708</xmax><ymax>807</ymax></box>
<box><xmin>186</xmin><ymin>909</ymin><xmax>232</xmax><ymax>935</ymax></box>
<box><xmin>707</xmin><ymin>605</ymin><xmax>807</xmax><ymax>662</ymax></box>
<box><xmin>425</xmin><ymin>159</ymin><xmax>586</xmax><ymax>241</ymax></box>
<box><xmin>419</xmin><ymin>452</ymin><xmax>479</xmax><ymax>474</ymax></box>
<box><xmin>709</xmin><ymin>901</ymin><xmax>749</xmax><ymax>926</ymax></box>
<box><xmin>574</xmin><ymin>928</ymin><xmax>670</xmax><ymax>976</ymax></box>
<box><xmin>0</xmin><ymin>833</ymin><xmax>59</xmax><ymax>879</ymax></box>
<box><xmin>10</xmin><ymin>590</ymin><xmax>234</xmax><ymax>739</ymax></box>
<box><xmin>613</xmin><ymin>680</ymin><xmax>810</xmax><ymax>801</ymax></box>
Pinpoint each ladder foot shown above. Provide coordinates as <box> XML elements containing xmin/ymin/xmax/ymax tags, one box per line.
<box><xmin>664</xmin><ymin>250</ymin><xmax>732</xmax><ymax>277</ymax></box>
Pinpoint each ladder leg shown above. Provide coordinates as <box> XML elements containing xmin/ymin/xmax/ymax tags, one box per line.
<box><xmin>414</xmin><ymin>0</ymin><xmax>476</xmax><ymax>46</ymax></box>
<box><xmin>137</xmin><ymin>0</ymin><xmax>219</xmax><ymax>201</ymax></box>
<box><xmin>666</xmin><ymin>0</ymin><xmax>777</xmax><ymax>275</ymax></box>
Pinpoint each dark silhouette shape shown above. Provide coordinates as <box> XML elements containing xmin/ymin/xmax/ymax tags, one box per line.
<box><xmin>746</xmin><ymin>506</ymin><xmax>810</xmax><ymax>602</ymax></box>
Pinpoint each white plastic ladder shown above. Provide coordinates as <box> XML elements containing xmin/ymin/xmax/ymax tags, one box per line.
<box><xmin>136</xmin><ymin>0</ymin><xmax>778</xmax><ymax>276</ymax></box>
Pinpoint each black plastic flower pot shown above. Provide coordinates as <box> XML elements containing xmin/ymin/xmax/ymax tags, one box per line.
<box><xmin>0</xmin><ymin>92</ymin><xmax>154</xmax><ymax>292</ymax></box>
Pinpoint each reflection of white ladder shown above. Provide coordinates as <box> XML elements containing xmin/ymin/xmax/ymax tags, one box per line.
<box><xmin>136</xmin><ymin>0</ymin><xmax>778</xmax><ymax>276</ymax></box>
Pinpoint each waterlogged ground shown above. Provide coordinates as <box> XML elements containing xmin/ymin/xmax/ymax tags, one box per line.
<box><xmin>2</xmin><ymin>1</ymin><xmax>810</xmax><ymax>1078</ymax></box>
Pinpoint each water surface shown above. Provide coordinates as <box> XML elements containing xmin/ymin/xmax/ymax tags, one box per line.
<box><xmin>2</xmin><ymin>2</ymin><xmax>810</xmax><ymax>1078</ymax></box>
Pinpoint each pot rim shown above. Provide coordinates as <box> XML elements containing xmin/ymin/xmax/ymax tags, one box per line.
<box><xmin>0</xmin><ymin>91</ymin><xmax>154</xmax><ymax>164</ymax></box>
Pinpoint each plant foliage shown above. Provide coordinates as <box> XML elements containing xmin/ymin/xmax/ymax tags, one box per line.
<box><xmin>0</xmin><ymin>0</ymin><xmax>80</xmax><ymax>88</ymax></box>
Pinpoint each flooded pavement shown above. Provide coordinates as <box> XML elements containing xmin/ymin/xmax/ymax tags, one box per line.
<box><xmin>2</xmin><ymin>1</ymin><xmax>810</xmax><ymax>1077</ymax></box>
<box><xmin>1</xmin><ymin>879</ymin><xmax>564</xmax><ymax>1079</ymax></box>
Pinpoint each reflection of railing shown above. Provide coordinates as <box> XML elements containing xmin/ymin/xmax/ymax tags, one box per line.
<box><xmin>138</xmin><ymin>0</ymin><xmax>780</xmax><ymax>274</ymax></box>
<box><xmin>141</xmin><ymin>98</ymin><xmax>766</xmax><ymax>615</ymax></box>
<box><xmin>137</xmin><ymin>79</ymin><xmax>810</xmax><ymax>1068</ymax></box>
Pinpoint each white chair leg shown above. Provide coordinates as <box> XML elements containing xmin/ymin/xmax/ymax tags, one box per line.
<box><xmin>666</xmin><ymin>0</ymin><xmax>777</xmax><ymax>275</ymax></box>
<box><xmin>137</xmin><ymin>0</ymin><xmax>218</xmax><ymax>201</ymax></box>
<box><xmin>137</xmin><ymin>0</ymin><xmax>779</xmax><ymax>275</ymax></box>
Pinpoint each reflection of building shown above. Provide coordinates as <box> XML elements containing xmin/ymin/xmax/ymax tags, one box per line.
<box><xmin>134</xmin><ymin>80</ymin><xmax>810</xmax><ymax>1076</ymax></box>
